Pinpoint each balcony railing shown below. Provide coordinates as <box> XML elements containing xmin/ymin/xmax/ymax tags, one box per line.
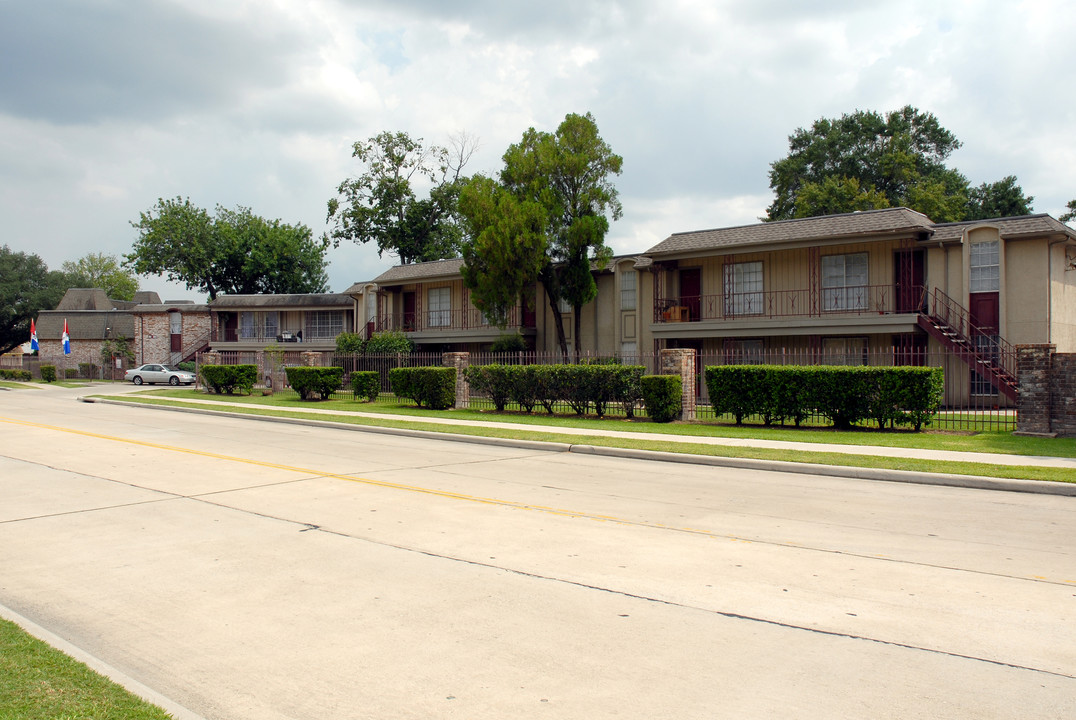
<box><xmin>654</xmin><ymin>284</ymin><xmax>913</xmax><ymax>323</ymax></box>
<box><xmin>378</xmin><ymin>305</ymin><xmax>536</xmax><ymax>334</ymax></box>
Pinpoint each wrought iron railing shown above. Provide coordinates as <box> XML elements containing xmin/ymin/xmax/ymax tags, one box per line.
<box><xmin>376</xmin><ymin>305</ymin><xmax>536</xmax><ymax>333</ymax></box>
<box><xmin>654</xmin><ymin>284</ymin><xmax>908</xmax><ymax>323</ymax></box>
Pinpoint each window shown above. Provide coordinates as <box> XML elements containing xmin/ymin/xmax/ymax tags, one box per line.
<box><xmin>239</xmin><ymin>311</ymin><xmax>278</xmax><ymax>339</ymax></box>
<box><xmin>725</xmin><ymin>339</ymin><xmax>764</xmax><ymax>364</ymax></box>
<box><xmin>428</xmin><ymin>287</ymin><xmax>451</xmax><ymax>327</ymax></box>
<box><xmin>558</xmin><ymin>296</ymin><xmax>572</xmax><ymax>314</ymax></box>
<box><xmin>822</xmin><ymin>336</ymin><xmax>868</xmax><ymax>366</ymax></box>
<box><xmin>620</xmin><ymin>341</ymin><xmax>638</xmax><ymax>364</ymax></box>
<box><xmin>620</xmin><ymin>271</ymin><xmax>636</xmax><ymax>310</ymax></box>
<box><xmin>971</xmin><ymin>334</ymin><xmax>1000</xmax><ymax>396</ymax></box>
<box><xmin>724</xmin><ymin>261</ymin><xmax>763</xmax><ymax>315</ymax></box>
<box><xmin>822</xmin><ymin>253</ymin><xmax>868</xmax><ymax>311</ymax></box>
<box><xmin>305</xmin><ymin>311</ymin><xmax>343</xmax><ymax>339</ymax></box>
<box><xmin>970</xmin><ymin>240</ymin><xmax>1000</xmax><ymax>292</ymax></box>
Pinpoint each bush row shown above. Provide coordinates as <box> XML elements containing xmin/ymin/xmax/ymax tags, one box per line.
<box><xmin>389</xmin><ymin>366</ymin><xmax>456</xmax><ymax>410</ymax></box>
<box><xmin>40</xmin><ymin>365</ymin><xmax>56</xmax><ymax>382</ymax></box>
<box><xmin>350</xmin><ymin>371</ymin><xmax>380</xmax><ymax>402</ymax></box>
<box><xmin>201</xmin><ymin>364</ymin><xmax>258</xmax><ymax>395</ymax></box>
<box><xmin>704</xmin><ymin>365</ymin><xmax>944</xmax><ymax>430</ymax></box>
<box><xmin>0</xmin><ymin>368</ymin><xmax>32</xmax><ymax>381</ymax></box>
<box><xmin>286</xmin><ymin>366</ymin><xmax>344</xmax><ymax>400</ymax></box>
<box><xmin>464</xmin><ymin>364</ymin><xmax>646</xmax><ymax>418</ymax></box>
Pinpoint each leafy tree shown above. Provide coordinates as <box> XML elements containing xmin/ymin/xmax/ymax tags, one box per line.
<box><xmin>965</xmin><ymin>176</ymin><xmax>1034</xmax><ymax>220</ymax></box>
<box><xmin>460</xmin><ymin>112</ymin><xmax>623</xmax><ymax>360</ymax></box>
<box><xmin>1059</xmin><ymin>199</ymin><xmax>1076</xmax><ymax>224</ymax></box>
<box><xmin>126</xmin><ymin>198</ymin><xmax>329</xmax><ymax>299</ymax></box>
<box><xmin>365</xmin><ymin>330</ymin><xmax>414</xmax><ymax>354</ymax></box>
<box><xmin>0</xmin><ymin>246</ymin><xmax>80</xmax><ymax>354</ymax></box>
<box><xmin>326</xmin><ymin>130</ymin><xmax>477</xmax><ymax>264</ymax></box>
<box><xmin>334</xmin><ymin>331</ymin><xmax>365</xmax><ymax>353</ymax></box>
<box><xmin>62</xmin><ymin>252</ymin><xmax>139</xmax><ymax>300</ymax></box>
<box><xmin>766</xmin><ymin>106</ymin><xmax>1032</xmax><ymax>223</ymax></box>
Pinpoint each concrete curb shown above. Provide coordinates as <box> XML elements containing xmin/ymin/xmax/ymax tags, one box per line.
<box><xmin>0</xmin><ymin>603</ymin><xmax>210</xmax><ymax>720</ymax></box>
<box><xmin>84</xmin><ymin>397</ymin><xmax>1076</xmax><ymax>497</ymax></box>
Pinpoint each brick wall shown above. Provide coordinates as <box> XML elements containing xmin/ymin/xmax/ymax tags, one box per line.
<box><xmin>1016</xmin><ymin>345</ymin><xmax>1076</xmax><ymax>437</ymax></box>
<box><xmin>659</xmin><ymin>348</ymin><xmax>696</xmax><ymax>421</ymax></box>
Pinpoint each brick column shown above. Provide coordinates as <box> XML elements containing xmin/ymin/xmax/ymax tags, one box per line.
<box><xmin>1015</xmin><ymin>344</ymin><xmax>1054</xmax><ymax>436</ymax></box>
<box><xmin>659</xmin><ymin>348</ymin><xmax>696</xmax><ymax>421</ymax></box>
<box><xmin>300</xmin><ymin>351</ymin><xmax>322</xmax><ymax>367</ymax></box>
<box><xmin>1050</xmin><ymin>353</ymin><xmax>1076</xmax><ymax>437</ymax></box>
<box><xmin>443</xmin><ymin>352</ymin><xmax>470</xmax><ymax>409</ymax></box>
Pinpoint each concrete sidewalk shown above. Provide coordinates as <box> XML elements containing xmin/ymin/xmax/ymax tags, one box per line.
<box><xmin>92</xmin><ymin>394</ymin><xmax>1076</xmax><ymax>472</ymax></box>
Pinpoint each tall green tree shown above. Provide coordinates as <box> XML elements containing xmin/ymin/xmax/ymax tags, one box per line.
<box><xmin>766</xmin><ymin>106</ymin><xmax>1032</xmax><ymax>223</ymax></box>
<box><xmin>460</xmin><ymin>112</ymin><xmax>623</xmax><ymax>359</ymax></box>
<box><xmin>61</xmin><ymin>252</ymin><xmax>139</xmax><ymax>300</ymax></box>
<box><xmin>326</xmin><ymin>131</ymin><xmax>476</xmax><ymax>264</ymax></box>
<box><xmin>964</xmin><ymin>176</ymin><xmax>1034</xmax><ymax>220</ymax></box>
<box><xmin>126</xmin><ymin>198</ymin><xmax>329</xmax><ymax>299</ymax></box>
<box><xmin>0</xmin><ymin>246</ymin><xmax>81</xmax><ymax>353</ymax></box>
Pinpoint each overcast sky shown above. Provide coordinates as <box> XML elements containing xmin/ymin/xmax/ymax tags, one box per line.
<box><xmin>2</xmin><ymin>0</ymin><xmax>1074</xmax><ymax>300</ymax></box>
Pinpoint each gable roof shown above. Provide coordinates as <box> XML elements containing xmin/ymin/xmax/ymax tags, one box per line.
<box><xmin>35</xmin><ymin>312</ymin><xmax>135</xmax><ymax>340</ymax></box>
<box><xmin>930</xmin><ymin>214</ymin><xmax>1076</xmax><ymax>242</ymax></box>
<box><xmin>372</xmin><ymin>258</ymin><xmax>465</xmax><ymax>284</ymax></box>
<box><xmin>645</xmin><ymin>207</ymin><xmax>935</xmax><ymax>257</ymax></box>
<box><xmin>210</xmin><ymin>293</ymin><xmax>353</xmax><ymax>309</ymax></box>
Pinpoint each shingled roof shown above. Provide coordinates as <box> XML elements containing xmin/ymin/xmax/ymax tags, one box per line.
<box><xmin>35</xmin><ymin>312</ymin><xmax>135</xmax><ymax>340</ymax></box>
<box><xmin>372</xmin><ymin>258</ymin><xmax>465</xmax><ymax>284</ymax></box>
<box><xmin>930</xmin><ymin>214</ymin><xmax>1076</xmax><ymax>242</ymax></box>
<box><xmin>210</xmin><ymin>293</ymin><xmax>353</xmax><ymax>309</ymax></box>
<box><xmin>645</xmin><ymin>207</ymin><xmax>936</xmax><ymax>257</ymax></box>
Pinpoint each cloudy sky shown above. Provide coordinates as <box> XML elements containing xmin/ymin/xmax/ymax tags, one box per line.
<box><xmin>2</xmin><ymin>0</ymin><xmax>1074</xmax><ymax>300</ymax></box>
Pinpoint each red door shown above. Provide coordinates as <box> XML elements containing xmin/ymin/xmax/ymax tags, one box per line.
<box><xmin>680</xmin><ymin>268</ymin><xmax>701</xmax><ymax>321</ymax></box>
<box><xmin>969</xmin><ymin>293</ymin><xmax>999</xmax><ymax>335</ymax></box>
<box><xmin>403</xmin><ymin>292</ymin><xmax>416</xmax><ymax>331</ymax></box>
<box><xmin>894</xmin><ymin>249</ymin><xmax>925</xmax><ymax>313</ymax></box>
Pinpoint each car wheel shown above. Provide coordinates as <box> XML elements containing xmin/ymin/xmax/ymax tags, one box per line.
<box><xmin>169</xmin><ymin>376</ymin><xmax>180</xmax><ymax>386</ymax></box>
<box><xmin>133</xmin><ymin>376</ymin><xmax>143</xmax><ymax>385</ymax></box>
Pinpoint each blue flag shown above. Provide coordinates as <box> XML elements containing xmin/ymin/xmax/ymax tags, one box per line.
<box><xmin>62</xmin><ymin>319</ymin><xmax>71</xmax><ymax>355</ymax></box>
<box><xmin>30</xmin><ymin>318</ymin><xmax>39</xmax><ymax>352</ymax></box>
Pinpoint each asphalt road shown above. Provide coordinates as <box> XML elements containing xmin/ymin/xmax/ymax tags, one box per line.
<box><xmin>1</xmin><ymin>384</ymin><xmax>1074</xmax><ymax>719</ymax></box>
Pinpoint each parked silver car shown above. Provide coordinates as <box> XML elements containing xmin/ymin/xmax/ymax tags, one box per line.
<box><xmin>124</xmin><ymin>364</ymin><xmax>196</xmax><ymax>386</ymax></box>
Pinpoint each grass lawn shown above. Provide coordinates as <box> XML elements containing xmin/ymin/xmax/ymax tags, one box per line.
<box><xmin>103</xmin><ymin>389</ymin><xmax>1076</xmax><ymax>484</ymax></box>
<box><xmin>0</xmin><ymin>618</ymin><xmax>173</xmax><ymax>720</ymax></box>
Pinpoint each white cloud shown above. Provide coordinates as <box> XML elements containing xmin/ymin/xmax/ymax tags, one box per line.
<box><xmin>0</xmin><ymin>0</ymin><xmax>1074</xmax><ymax>300</ymax></box>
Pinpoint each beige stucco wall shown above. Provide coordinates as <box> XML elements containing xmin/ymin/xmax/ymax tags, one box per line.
<box><xmin>1049</xmin><ymin>241</ymin><xmax>1076</xmax><ymax>351</ymax></box>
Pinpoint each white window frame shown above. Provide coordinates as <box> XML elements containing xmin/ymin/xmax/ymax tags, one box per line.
<box><xmin>724</xmin><ymin>261</ymin><xmax>763</xmax><ymax>316</ymax></box>
<box><xmin>620</xmin><ymin>271</ymin><xmax>637</xmax><ymax>311</ymax></box>
<box><xmin>969</xmin><ymin>240</ymin><xmax>1000</xmax><ymax>293</ymax></box>
<box><xmin>821</xmin><ymin>253</ymin><xmax>869</xmax><ymax>311</ymax></box>
<box><xmin>305</xmin><ymin>311</ymin><xmax>344</xmax><ymax>339</ymax></box>
<box><xmin>428</xmin><ymin>287</ymin><xmax>451</xmax><ymax>327</ymax></box>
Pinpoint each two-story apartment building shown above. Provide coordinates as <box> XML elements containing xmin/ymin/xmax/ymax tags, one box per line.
<box><xmin>208</xmin><ymin>293</ymin><xmax>357</xmax><ymax>352</ymax></box>
<box><xmin>638</xmin><ymin>208</ymin><xmax>1076</xmax><ymax>405</ymax></box>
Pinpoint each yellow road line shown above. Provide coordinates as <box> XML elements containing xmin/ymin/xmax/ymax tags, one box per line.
<box><xmin>0</xmin><ymin>415</ymin><xmax>704</xmax><ymax>535</ymax></box>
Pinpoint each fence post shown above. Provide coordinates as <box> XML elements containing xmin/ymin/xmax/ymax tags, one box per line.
<box><xmin>1015</xmin><ymin>344</ymin><xmax>1056</xmax><ymax>436</ymax></box>
<box><xmin>659</xmin><ymin>348</ymin><xmax>696</xmax><ymax>421</ymax></box>
<box><xmin>300</xmin><ymin>351</ymin><xmax>321</xmax><ymax>367</ymax></box>
<box><xmin>443</xmin><ymin>352</ymin><xmax>470</xmax><ymax>409</ymax></box>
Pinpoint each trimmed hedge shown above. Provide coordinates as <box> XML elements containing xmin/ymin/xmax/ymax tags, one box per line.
<box><xmin>464</xmin><ymin>364</ymin><xmax>645</xmax><ymax>418</ymax></box>
<box><xmin>286</xmin><ymin>366</ymin><xmax>344</xmax><ymax>400</ymax></box>
<box><xmin>704</xmin><ymin>365</ymin><xmax>943</xmax><ymax>430</ymax></box>
<box><xmin>641</xmin><ymin>375</ymin><xmax>682</xmax><ymax>423</ymax></box>
<box><xmin>40</xmin><ymin>365</ymin><xmax>57</xmax><ymax>383</ymax></box>
<box><xmin>389</xmin><ymin>366</ymin><xmax>456</xmax><ymax>410</ymax></box>
<box><xmin>0</xmin><ymin>369</ymin><xmax>32</xmax><ymax>381</ymax></box>
<box><xmin>350</xmin><ymin>370</ymin><xmax>380</xmax><ymax>402</ymax></box>
<box><xmin>201</xmin><ymin>364</ymin><xmax>257</xmax><ymax>395</ymax></box>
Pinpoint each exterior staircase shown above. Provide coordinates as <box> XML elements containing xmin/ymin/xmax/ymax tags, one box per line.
<box><xmin>171</xmin><ymin>329</ymin><xmax>211</xmax><ymax>366</ymax></box>
<box><xmin>915</xmin><ymin>287</ymin><xmax>1018</xmax><ymax>401</ymax></box>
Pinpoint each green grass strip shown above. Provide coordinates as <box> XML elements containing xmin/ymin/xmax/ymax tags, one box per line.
<box><xmin>105</xmin><ymin>394</ymin><xmax>1074</xmax><ymax>484</ymax></box>
<box><xmin>0</xmin><ymin>618</ymin><xmax>174</xmax><ymax>720</ymax></box>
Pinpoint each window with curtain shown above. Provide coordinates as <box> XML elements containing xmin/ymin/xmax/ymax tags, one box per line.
<box><xmin>305</xmin><ymin>311</ymin><xmax>343</xmax><ymax>339</ymax></box>
<box><xmin>821</xmin><ymin>253</ymin><xmax>868</xmax><ymax>311</ymax></box>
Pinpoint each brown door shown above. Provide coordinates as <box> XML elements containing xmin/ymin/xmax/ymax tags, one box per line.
<box><xmin>403</xmin><ymin>292</ymin><xmax>416</xmax><ymax>331</ymax></box>
<box><xmin>680</xmin><ymin>268</ymin><xmax>701</xmax><ymax>321</ymax></box>
<box><xmin>894</xmin><ymin>249</ymin><xmax>925</xmax><ymax>313</ymax></box>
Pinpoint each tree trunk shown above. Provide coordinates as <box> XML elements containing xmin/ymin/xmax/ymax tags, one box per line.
<box><xmin>573</xmin><ymin>303</ymin><xmax>583</xmax><ymax>359</ymax></box>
